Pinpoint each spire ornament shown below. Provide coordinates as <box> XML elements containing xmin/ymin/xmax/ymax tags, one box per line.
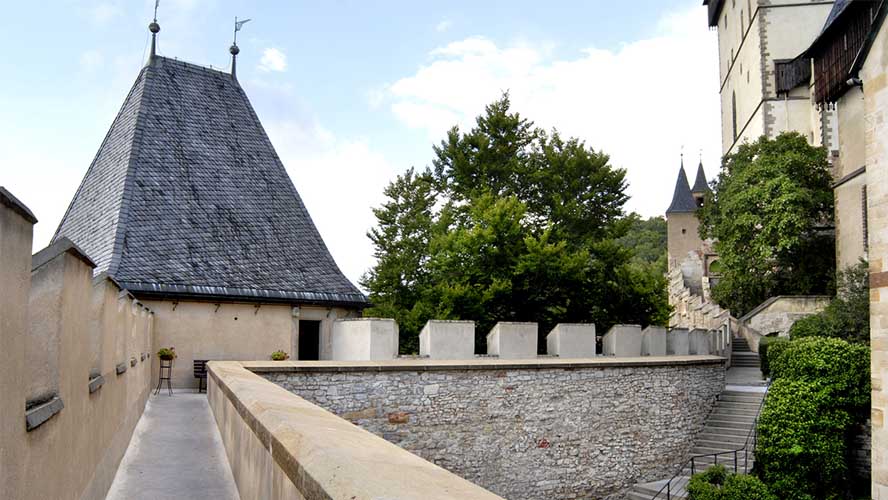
<box><xmin>230</xmin><ymin>17</ymin><xmax>251</xmax><ymax>81</ymax></box>
<box><xmin>148</xmin><ymin>0</ymin><xmax>160</xmax><ymax>62</ymax></box>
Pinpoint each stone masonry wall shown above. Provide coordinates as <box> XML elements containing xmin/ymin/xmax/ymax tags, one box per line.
<box><xmin>263</xmin><ymin>360</ymin><xmax>724</xmax><ymax>500</ymax></box>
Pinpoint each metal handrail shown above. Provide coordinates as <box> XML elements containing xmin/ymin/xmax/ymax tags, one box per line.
<box><xmin>649</xmin><ymin>378</ymin><xmax>771</xmax><ymax>500</ymax></box>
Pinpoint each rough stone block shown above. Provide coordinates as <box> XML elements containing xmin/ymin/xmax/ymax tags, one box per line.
<box><xmin>486</xmin><ymin>322</ymin><xmax>538</xmax><ymax>359</ymax></box>
<box><xmin>332</xmin><ymin>318</ymin><xmax>399</xmax><ymax>361</ymax></box>
<box><xmin>667</xmin><ymin>328</ymin><xmax>689</xmax><ymax>355</ymax></box>
<box><xmin>419</xmin><ymin>320</ymin><xmax>475</xmax><ymax>360</ymax></box>
<box><xmin>689</xmin><ymin>329</ymin><xmax>711</xmax><ymax>355</ymax></box>
<box><xmin>602</xmin><ymin>324</ymin><xmax>642</xmax><ymax>357</ymax></box>
<box><xmin>641</xmin><ymin>326</ymin><xmax>667</xmax><ymax>356</ymax></box>
<box><xmin>546</xmin><ymin>323</ymin><xmax>596</xmax><ymax>358</ymax></box>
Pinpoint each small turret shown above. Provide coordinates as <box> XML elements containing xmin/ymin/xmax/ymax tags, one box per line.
<box><xmin>691</xmin><ymin>160</ymin><xmax>709</xmax><ymax>208</ymax></box>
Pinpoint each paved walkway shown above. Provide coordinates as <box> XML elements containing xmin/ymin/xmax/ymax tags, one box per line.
<box><xmin>106</xmin><ymin>392</ymin><xmax>240</xmax><ymax>500</ymax></box>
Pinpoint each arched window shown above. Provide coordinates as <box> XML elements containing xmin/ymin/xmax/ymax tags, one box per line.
<box><xmin>732</xmin><ymin>91</ymin><xmax>738</xmax><ymax>141</ymax></box>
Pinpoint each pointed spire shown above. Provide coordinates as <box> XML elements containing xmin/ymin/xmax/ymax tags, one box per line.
<box><xmin>666</xmin><ymin>159</ymin><xmax>697</xmax><ymax>214</ymax></box>
<box><xmin>691</xmin><ymin>159</ymin><xmax>709</xmax><ymax>195</ymax></box>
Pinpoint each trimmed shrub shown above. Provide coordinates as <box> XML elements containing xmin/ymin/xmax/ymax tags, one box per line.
<box><xmin>763</xmin><ymin>339</ymin><xmax>791</xmax><ymax>379</ymax></box>
<box><xmin>767</xmin><ymin>337</ymin><xmax>870</xmax><ymax>413</ymax></box>
<box><xmin>758</xmin><ymin>336</ymin><xmax>788</xmax><ymax>377</ymax></box>
<box><xmin>756</xmin><ymin>378</ymin><xmax>851</xmax><ymax>500</ymax></box>
<box><xmin>722</xmin><ymin>474</ymin><xmax>776</xmax><ymax>500</ymax></box>
<box><xmin>687</xmin><ymin>465</ymin><xmax>776</xmax><ymax>500</ymax></box>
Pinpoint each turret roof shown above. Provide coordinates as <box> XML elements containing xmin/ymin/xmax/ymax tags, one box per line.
<box><xmin>666</xmin><ymin>164</ymin><xmax>697</xmax><ymax>214</ymax></box>
<box><xmin>53</xmin><ymin>55</ymin><xmax>367</xmax><ymax>307</ymax></box>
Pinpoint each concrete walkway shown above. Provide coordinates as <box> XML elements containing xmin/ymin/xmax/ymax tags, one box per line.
<box><xmin>106</xmin><ymin>392</ymin><xmax>240</xmax><ymax>500</ymax></box>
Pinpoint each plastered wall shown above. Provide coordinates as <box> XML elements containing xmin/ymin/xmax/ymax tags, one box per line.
<box><xmin>145</xmin><ymin>300</ymin><xmax>358</xmax><ymax>388</ymax></box>
<box><xmin>0</xmin><ymin>190</ymin><xmax>156</xmax><ymax>500</ymax></box>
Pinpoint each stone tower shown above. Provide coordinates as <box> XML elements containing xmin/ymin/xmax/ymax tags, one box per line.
<box><xmin>666</xmin><ymin>159</ymin><xmax>705</xmax><ymax>272</ymax></box>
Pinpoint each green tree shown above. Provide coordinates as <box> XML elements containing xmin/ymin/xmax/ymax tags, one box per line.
<box><xmin>363</xmin><ymin>94</ymin><xmax>670</xmax><ymax>352</ymax></box>
<box><xmin>698</xmin><ymin>132</ymin><xmax>835</xmax><ymax>316</ymax></box>
<box><xmin>616</xmin><ymin>214</ymin><xmax>667</xmax><ymax>273</ymax></box>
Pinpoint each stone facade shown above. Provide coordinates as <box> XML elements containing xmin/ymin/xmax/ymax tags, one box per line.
<box><xmin>263</xmin><ymin>359</ymin><xmax>725</xmax><ymax>500</ymax></box>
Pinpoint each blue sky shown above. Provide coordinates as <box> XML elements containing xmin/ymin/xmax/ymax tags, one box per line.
<box><xmin>0</xmin><ymin>0</ymin><xmax>720</xmax><ymax>287</ymax></box>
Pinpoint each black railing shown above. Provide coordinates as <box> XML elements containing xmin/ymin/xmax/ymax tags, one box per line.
<box><xmin>650</xmin><ymin>380</ymin><xmax>771</xmax><ymax>500</ymax></box>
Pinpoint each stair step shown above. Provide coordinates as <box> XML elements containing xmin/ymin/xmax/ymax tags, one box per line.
<box><xmin>696</xmin><ymin>438</ymin><xmax>747</xmax><ymax>449</ymax></box>
<box><xmin>703</xmin><ymin>425</ymin><xmax>751</xmax><ymax>436</ymax></box>
<box><xmin>698</xmin><ymin>433</ymin><xmax>748</xmax><ymax>445</ymax></box>
<box><xmin>715</xmin><ymin>401</ymin><xmax>761</xmax><ymax>411</ymax></box>
<box><xmin>710</xmin><ymin>412</ymin><xmax>757</xmax><ymax>423</ymax></box>
<box><xmin>713</xmin><ymin>406</ymin><xmax>760</xmax><ymax>416</ymax></box>
<box><xmin>706</xmin><ymin>419</ymin><xmax>754</xmax><ymax>430</ymax></box>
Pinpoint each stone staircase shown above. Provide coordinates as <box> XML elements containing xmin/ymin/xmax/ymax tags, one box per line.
<box><xmin>627</xmin><ymin>340</ymin><xmax>764</xmax><ymax>499</ymax></box>
<box><xmin>729</xmin><ymin>336</ymin><xmax>760</xmax><ymax>369</ymax></box>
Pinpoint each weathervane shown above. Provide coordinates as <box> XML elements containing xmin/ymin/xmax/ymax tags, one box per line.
<box><xmin>230</xmin><ymin>16</ymin><xmax>251</xmax><ymax>81</ymax></box>
<box><xmin>148</xmin><ymin>0</ymin><xmax>161</xmax><ymax>62</ymax></box>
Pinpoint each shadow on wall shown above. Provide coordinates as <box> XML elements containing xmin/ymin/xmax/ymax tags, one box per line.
<box><xmin>0</xmin><ymin>187</ymin><xmax>156</xmax><ymax>500</ymax></box>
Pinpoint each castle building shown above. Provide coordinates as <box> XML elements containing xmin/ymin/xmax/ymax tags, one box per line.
<box><xmin>53</xmin><ymin>22</ymin><xmax>367</xmax><ymax>387</ymax></box>
<box><xmin>704</xmin><ymin>0</ymin><xmax>888</xmax><ymax>494</ymax></box>
<box><xmin>703</xmin><ymin>0</ymin><xmax>836</xmax><ymax>156</ymax></box>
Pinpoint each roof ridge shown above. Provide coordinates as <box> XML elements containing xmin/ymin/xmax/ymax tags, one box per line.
<box><xmin>153</xmin><ymin>55</ymin><xmax>233</xmax><ymax>78</ymax></box>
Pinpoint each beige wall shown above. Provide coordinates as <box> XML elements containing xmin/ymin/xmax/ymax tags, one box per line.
<box><xmin>146</xmin><ymin>300</ymin><xmax>358</xmax><ymax>388</ymax></box>
<box><xmin>714</xmin><ymin>1</ymin><xmax>833</xmax><ymax>155</ymax></box>
<box><xmin>0</xmin><ymin>192</ymin><xmax>156</xmax><ymax>500</ymax></box>
<box><xmin>208</xmin><ymin>361</ymin><xmax>504</xmax><ymax>500</ymax></box>
<box><xmin>667</xmin><ymin>212</ymin><xmax>703</xmax><ymax>270</ymax></box>
<box><xmin>861</xmin><ymin>17</ymin><xmax>888</xmax><ymax>498</ymax></box>
<box><xmin>835</xmin><ymin>175</ymin><xmax>868</xmax><ymax>268</ymax></box>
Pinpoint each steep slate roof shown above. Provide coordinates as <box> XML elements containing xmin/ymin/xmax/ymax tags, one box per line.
<box><xmin>54</xmin><ymin>56</ymin><xmax>367</xmax><ymax>307</ymax></box>
<box><xmin>666</xmin><ymin>164</ymin><xmax>698</xmax><ymax>214</ymax></box>
<box><xmin>691</xmin><ymin>162</ymin><xmax>710</xmax><ymax>195</ymax></box>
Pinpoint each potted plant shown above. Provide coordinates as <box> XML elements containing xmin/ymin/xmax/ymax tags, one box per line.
<box><xmin>157</xmin><ymin>347</ymin><xmax>177</xmax><ymax>361</ymax></box>
<box><xmin>270</xmin><ymin>350</ymin><xmax>289</xmax><ymax>361</ymax></box>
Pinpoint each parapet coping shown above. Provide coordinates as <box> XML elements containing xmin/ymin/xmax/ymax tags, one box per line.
<box><xmin>738</xmin><ymin>295</ymin><xmax>832</xmax><ymax>322</ymax></box>
<box><xmin>242</xmin><ymin>355</ymin><xmax>725</xmax><ymax>374</ymax></box>
<box><xmin>32</xmin><ymin>237</ymin><xmax>96</xmax><ymax>271</ymax></box>
<box><xmin>0</xmin><ymin>186</ymin><xmax>37</xmax><ymax>223</ymax></box>
<box><xmin>208</xmin><ymin>361</ymin><xmax>505</xmax><ymax>500</ymax></box>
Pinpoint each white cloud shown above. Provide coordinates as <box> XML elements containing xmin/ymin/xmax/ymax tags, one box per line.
<box><xmin>264</xmin><ymin>119</ymin><xmax>398</xmax><ymax>289</ymax></box>
<box><xmin>383</xmin><ymin>5</ymin><xmax>721</xmax><ymax>218</ymax></box>
<box><xmin>258</xmin><ymin>48</ymin><xmax>288</xmax><ymax>72</ymax></box>
<box><xmin>436</xmin><ymin>20</ymin><xmax>452</xmax><ymax>33</ymax></box>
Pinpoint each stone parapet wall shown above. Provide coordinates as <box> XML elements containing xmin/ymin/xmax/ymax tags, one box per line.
<box><xmin>258</xmin><ymin>356</ymin><xmax>726</xmax><ymax>500</ymax></box>
<box><xmin>0</xmin><ymin>188</ymin><xmax>156</xmax><ymax>500</ymax></box>
<box><xmin>207</xmin><ymin>361</ymin><xmax>503</xmax><ymax>500</ymax></box>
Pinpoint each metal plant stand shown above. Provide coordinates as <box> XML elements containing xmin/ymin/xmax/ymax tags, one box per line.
<box><xmin>155</xmin><ymin>358</ymin><xmax>173</xmax><ymax>396</ymax></box>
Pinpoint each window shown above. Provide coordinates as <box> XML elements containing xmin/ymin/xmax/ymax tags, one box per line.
<box><xmin>682</xmin><ymin>228</ymin><xmax>687</xmax><ymax>235</ymax></box>
<box><xmin>732</xmin><ymin>91</ymin><xmax>738</xmax><ymax>141</ymax></box>
<box><xmin>862</xmin><ymin>185</ymin><xmax>869</xmax><ymax>251</ymax></box>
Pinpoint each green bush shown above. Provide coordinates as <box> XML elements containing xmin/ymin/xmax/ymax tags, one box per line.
<box><xmin>270</xmin><ymin>350</ymin><xmax>289</xmax><ymax>361</ymax></box>
<box><xmin>687</xmin><ymin>465</ymin><xmax>727</xmax><ymax>500</ymax></box>
<box><xmin>789</xmin><ymin>261</ymin><xmax>869</xmax><ymax>345</ymax></box>
<box><xmin>758</xmin><ymin>336</ymin><xmax>788</xmax><ymax>377</ymax></box>
<box><xmin>722</xmin><ymin>474</ymin><xmax>776</xmax><ymax>500</ymax></box>
<box><xmin>687</xmin><ymin>465</ymin><xmax>776</xmax><ymax>500</ymax></box>
<box><xmin>764</xmin><ymin>339</ymin><xmax>791</xmax><ymax>379</ymax></box>
<box><xmin>756</xmin><ymin>378</ymin><xmax>851</xmax><ymax>500</ymax></box>
<box><xmin>767</xmin><ymin>337</ymin><xmax>870</xmax><ymax>413</ymax></box>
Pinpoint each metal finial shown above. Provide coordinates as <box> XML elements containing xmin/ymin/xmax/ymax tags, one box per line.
<box><xmin>230</xmin><ymin>16</ymin><xmax>251</xmax><ymax>81</ymax></box>
<box><xmin>148</xmin><ymin>0</ymin><xmax>160</xmax><ymax>62</ymax></box>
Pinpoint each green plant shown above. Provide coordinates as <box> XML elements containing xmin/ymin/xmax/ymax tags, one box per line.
<box><xmin>270</xmin><ymin>350</ymin><xmax>289</xmax><ymax>361</ymax></box>
<box><xmin>758</xmin><ymin>336</ymin><xmax>788</xmax><ymax>377</ymax></box>
<box><xmin>721</xmin><ymin>474</ymin><xmax>776</xmax><ymax>500</ymax></box>
<box><xmin>756</xmin><ymin>378</ymin><xmax>850</xmax><ymax>500</ymax></box>
<box><xmin>687</xmin><ymin>465</ymin><xmax>727</xmax><ymax>500</ymax></box>
<box><xmin>763</xmin><ymin>339</ymin><xmax>791</xmax><ymax>379</ymax></box>
<box><xmin>767</xmin><ymin>337</ymin><xmax>870</xmax><ymax>413</ymax></box>
<box><xmin>688</xmin><ymin>466</ymin><xmax>775</xmax><ymax>500</ymax></box>
<box><xmin>157</xmin><ymin>347</ymin><xmax>176</xmax><ymax>360</ymax></box>
<box><xmin>790</xmin><ymin>261</ymin><xmax>869</xmax><ymax>345</ymax></box>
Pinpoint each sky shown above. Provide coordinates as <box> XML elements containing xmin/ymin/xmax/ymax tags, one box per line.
<box><xmin>0</xmin><ymin>0</ymin><xmax>721</xmax><ymax>289</ymax></box>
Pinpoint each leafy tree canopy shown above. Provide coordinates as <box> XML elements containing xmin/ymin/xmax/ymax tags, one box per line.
<box><xmin>698</xmin><ymin>132</ymin><xmax>835</xmax><ymax>316</ymax></box>
<box><xmin>362</xmin><ymin>94</ymin><xmax>670</xmax><ymax>353</ymax></box>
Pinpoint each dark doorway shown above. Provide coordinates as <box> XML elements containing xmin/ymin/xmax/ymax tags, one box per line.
<box><xmin>298</xmin><ymin>320</ymin><xmax>321</xmax><ymax>360</ymax></box>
